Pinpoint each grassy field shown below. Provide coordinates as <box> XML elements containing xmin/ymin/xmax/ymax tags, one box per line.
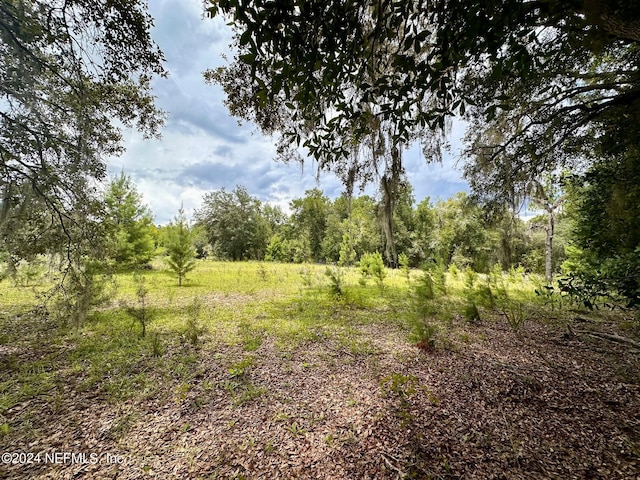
<box><xmin>0</xmin><ymin>260</ymin><xmax>639</xmax><ymax>479</ymax></box>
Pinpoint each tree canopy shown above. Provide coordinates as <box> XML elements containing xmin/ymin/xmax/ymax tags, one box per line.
<box><xmin>0</xmin><ymin>0</ymin><xmax>165</xmax><ymax>264</ymax></box>
<box><xmin>206</xmin><ymin>0</ymin><xmax>640</xmax><ymax>188</ymax></box>
<box><xmin>206</xmin><ymin>0</ymin><xmax>640</xmax><ymax>306</ymax></box>
<box><xmin>195</xmin><ymin>186</ymin><xmax>270</xmax><ymax>261</ymax></box>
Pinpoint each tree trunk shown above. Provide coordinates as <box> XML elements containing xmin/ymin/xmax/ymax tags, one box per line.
<box><xmin>530</xmin><ymin>179</ymin><xmax>563</xmax><ymax>285</ymax></box>
<box><xmin>545</xmin><ymin>207</ymin><xmax>554</xmax><ymax>285</ymax></box>
<box><xmin>380</xmin><ymin>175</ymin><xmax>397</xmax><ymax>267</ymax></box>
<box><xmin>380</xmin><ymin>145</ymin><xmax>401</xmax><ymax>268</ymax></box>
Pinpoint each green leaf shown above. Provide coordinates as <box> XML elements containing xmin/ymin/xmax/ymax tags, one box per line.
<box><xmin>239</xmin><ymin>30</ymin><xmax>252</xmax><ymax>46</ymax></box>
<box><xmin>239</xmin><ymin>53</ymin><xmax>256</xmax><ymax>64</ymax></box>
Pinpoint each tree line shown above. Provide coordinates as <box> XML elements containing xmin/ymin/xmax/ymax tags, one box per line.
<box><xmin>191</xmin><ymin>184</ymin><xmax>568</xmax><ymax>277</ymax></box>
<box><xmin>104</xmin><ymin>165</ymin><xmax>638</xmax><ymax>310</ymax></box>
<box><xmin>51</xmin><ymin>166</ymin><xmax>637</xmax><ymax>313</ymax></box>
<box><xmin>101</xmin><ymin>172</ymin><xmax>573</xmax><ymax>278</ymax></box>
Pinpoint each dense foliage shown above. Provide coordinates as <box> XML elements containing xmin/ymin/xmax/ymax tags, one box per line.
<box><xmin>563</xmin><ymin>151</ymin><xmax>640</xmax><ymax>307</ymax></box>
<box><xmin>0</xmin><ymin>0</ymin><xmax>165</xmax><ymax>266</ymax></box>
<box><xmin>191</xmin><ymin>184</ymin><xmax>569</xmax><ymax>279</ymax></box>
<box><xmin>207</xmin><ymin>0</ymin><xmax>640</xmax><ymax>183</ymax></box>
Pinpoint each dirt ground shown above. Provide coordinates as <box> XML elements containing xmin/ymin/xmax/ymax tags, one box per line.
<box><xmin>2</xmin><ymin>315</ymin><xmax>640</xmax><ymax>479</ymax></box>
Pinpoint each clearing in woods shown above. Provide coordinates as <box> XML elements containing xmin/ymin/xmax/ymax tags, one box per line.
<box><xmin>0</xmin><ymin>260</ymin><xmax>639</xmax><ymax>479</ymax></box>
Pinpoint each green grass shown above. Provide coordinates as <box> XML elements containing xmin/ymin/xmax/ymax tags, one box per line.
<box><xmin>0</xmin><ymin>258</ymin><xmax>571</xmax><ymax>418</ymax></box>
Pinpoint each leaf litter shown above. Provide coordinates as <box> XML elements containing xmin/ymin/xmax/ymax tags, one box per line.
<box><xmin>1</xmin><ymin>316</ymin><xmax>639</xmax><ymax>479</ymax></box>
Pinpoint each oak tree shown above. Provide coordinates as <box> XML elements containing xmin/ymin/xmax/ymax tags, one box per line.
<box><xmin>0</xmin><ymin>0</ymin><xmax>165</xmax><ymax>266</ymax></box>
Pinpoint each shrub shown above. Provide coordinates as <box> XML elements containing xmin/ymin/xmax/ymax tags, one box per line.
<box><xmin>412</xmin><ymin>320</ymin><xmax>438</xmax><ymax>352</ymax></box>
<box><xmin>398</xmin><ymin>252</ymin><xmax>411</xmax><ymax>283</ymax></box>
<box><xmin>338</xmin><ymin>233</ymin><xmax>357</xmax><ymax>266</ymax></box>
<box><xmin>325</xmin><ymin>266</ymin><xmax>344</xmax><ymax>298</ymax></box>
<box><xmin>127</xmin><ymin>272</ymin><xmax>151</xmax><ymax>337</ymax></box>
<box><xmin>464</xmin><ymin>301</ymin><xmax>481</xmax><ymax>324</ymax></box>
<box><xmin>185</xmin><ymin>297</ymin><xmax>206</xmax><ymax>346</ymax></box>
<box><xmin>299</xmin><ymin>265</ymin><xmax>314</xmax><ymax>287</ymax></box>
<box><xmin>165</xmin><ymin>207</ymin><xmax>196</xmax><ymax>286</ymax></box>
<box><xmin>503</xmin><ymin>300</ymin><xmax>528</xmax><ymax>333</ymax></box>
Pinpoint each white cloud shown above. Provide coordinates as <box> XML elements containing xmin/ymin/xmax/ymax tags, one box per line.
<box><xmin>106</xmin><ymin>0</ymin><xmax>470</xmax><ymax>224</ymax></box>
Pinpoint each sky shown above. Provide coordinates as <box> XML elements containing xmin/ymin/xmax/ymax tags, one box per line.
<box><xmin>107</xmin><ymin>0</ymin><xmax>470</xmax><ymax>225</ymax></box>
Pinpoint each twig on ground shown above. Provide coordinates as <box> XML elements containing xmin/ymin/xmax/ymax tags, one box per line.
<box><xmin>574</xmin><ymin>330</ymin><xmax>640</xmax><ymax>349</ymax></box>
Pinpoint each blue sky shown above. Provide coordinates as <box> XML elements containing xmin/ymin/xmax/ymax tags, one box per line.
<box><xmin>107</xmin><ymin>0</ymin><xmax>469</xmax><ymax>224</ymax></box>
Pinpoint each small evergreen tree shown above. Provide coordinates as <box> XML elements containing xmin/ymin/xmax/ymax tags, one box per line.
<box><xmin>360</xmin><ymin>252</ymin><xmax>387</xmax><ymax>288</ymax></box>
<box><xmin>338</xmin><ymin>232</ymin><xmax>357</xmax><ymax>266</ymax></box>
<box><xmin>104</xmin><ymin>171</ymin><xmax>155</xmax><ymax>269</ymax></box>
<box><xmin>165</xmin><ymin>206</ymin><xmax>196</xmax><ymax>286</ymax></box>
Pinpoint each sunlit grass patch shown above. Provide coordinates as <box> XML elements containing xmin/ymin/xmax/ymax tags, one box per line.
<box><xmin>0</xmin><ymin>258</ymin><xmax>590</xmax><ymax>420</ymax></box>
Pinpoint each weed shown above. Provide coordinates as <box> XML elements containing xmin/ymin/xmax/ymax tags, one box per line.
<box><xmin>284</xmin><ymin>422</ymin><xmax>306</xmax><ymax>437</ymax></box>
<box><xmin>463</xmin><ymin>267</ymin><xmax>478</xmax><ymax>290</ymax></box>
<box><xmin>487</xmin><ymin>267</ymin><xmax>529</xmax><ymax>332</ymax></box>
<box><xmin>241</xmin><ymin>435</ymin><xmax>257</xmax><ymax>449</ymax></box>
<box><xmin>399</xmin><ymin>252</ymin><xmax>411</xmax><ymax>283</ymax></box>
<box><xmin>411</xmin><ymin>319</ymin><xmax>439</xmax><ymax>352</ymax></box>
<box><xmin>462</xmin><ymin>270</ymin><xmax>486</xmax><ymax>324</ymax></box>
<box><xmin>223</xmin><ymin>380</ymin><xmax>241</xmax><ymax>393</ymax></box>
<box><xmin>299</xmin><ymin>266</ymin><xmax>314</xmax><ymax>287</ymax></box>
<box><xmin>233</xmin><ymin>384</ymin><xmax>267</xmax><ymax>406</ymax></box>
<box><xmin>174</xmin><ymin>382</ymin><xmax>190</xmax><ymax>404</ymax></box>
<box><xmin>533</xmin><ymin>277</ymin><xmax>563</xmax><ymax>311</ymax></box>
<box><xmin>149</xmin><ymin>331</ymin><xmax>164</xmax><ymax>357</ymax></box>
<box><xmin>274</xmin><ymin>411</ymin><xmax>291</xmax><ymax>422</ymax></box>
<box><xmin>464</xmin><ymin>301</ymin><xmax>482</xmax><ymax>324</ymax></box>
<box><xmin>263</xmin><ymin>440</ymin><xmax>276</xmax><ymax>453</ymax></box>
<box><xmin>414</xmin><ymin>263</ymin><xmax>447</xmax><ymax>307</ymax></box>
<box><xmin>225</xmin><ymin>356</ymin><xmax>265</xmax><ymax>405</ymax></box>
<box><xmin>203</xmin><ymin>380</ymin><xmax>216</xmax><ymax>391</ymax></box>
<box><xmin>360</xmin><ymin>252</ymin><xmax>386</xmax><ymax>289</ymax></box>
<box><xmin>489</xmin><ymin>264</ymin><xmax>506</xmax><ymax>297</ymax></box>
<box><xmin>380</xmin><ymin>372</ymin><xmax>419</xmax><ymax>402</ymax></box>
<box><xmin>185</xmin><ymin>297</ymin><xmax>206</xmax><ymax>346</ymax></box>
<box><xmin>340</xmin><ymin>430</ymin><xmax>359</xmax><ymax>445</ymax></box>
<box><xmin>448</xmin><ymin>263</ymin><xmax>460</xmax><ymax>278</ymax></box>
<box><xmin>229</xmin><ymin>356</ymin><xmax>255</xmax><ymax>379</ymax></box>
<box><xmin>380</xmin><ymin>372</ymin><xmax>420</xmax><ymax>426</ymax></box>
<box><xmin>238</xmin><ymin>322</ymin><xmax>262</xmax><ymax>351</ymax></box>
<box><xmin>503</xmin><ymin>301</ymin><xmax>527</xmax><ymax>333</ymax></box>
<box><xmin>458</xmin><ymin>332</ymin><xmax>472</xmax><ymax>344</ymax></box>
<box><xmin>257</xmin><ymin>263</ymin><xmax>269</xmax><ymax>281</ymax></box>
<box><xmin>346</xmin><ymin>338</ymin><xmax>377</xmax><ymax>356</ymax></box>
<box><xmin>127</xmin><ymin>272</ymin><xmax>151</xmax><ymax>338</ymax></box>
<box><xmin>477</xmin><ymin>281</ymin><xmax>496</xmax><ymax>309</ymax></box>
